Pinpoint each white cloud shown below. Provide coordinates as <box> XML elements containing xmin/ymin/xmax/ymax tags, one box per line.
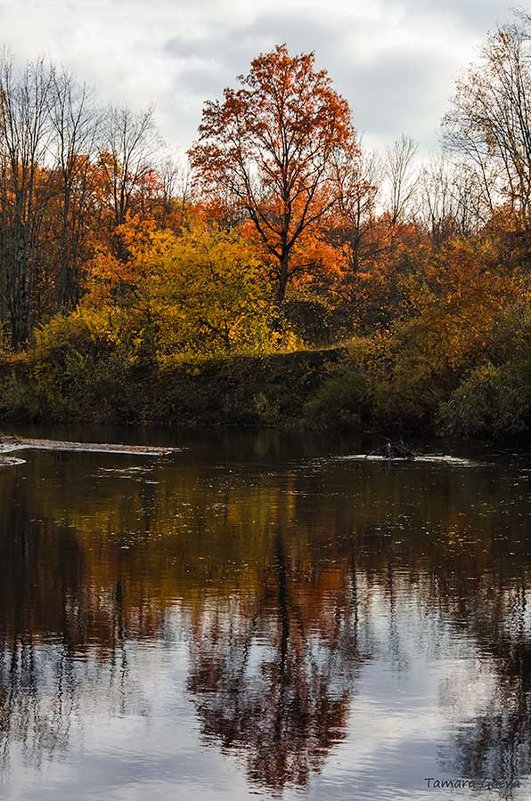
<box><xmin>0</xmin><ymin>0</ymin><xmax>515</xmax><ymax>157</ymax></box>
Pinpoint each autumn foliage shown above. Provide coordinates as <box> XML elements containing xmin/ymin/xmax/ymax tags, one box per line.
<box><xmin>1</xmin><ymin>15</ymin><xmax>531</xmax><ymax>439</ymax></box>
<box><xmin>189</xmin><ymin>44</ymin><xmax>356</xmax><ymax>309</ymax></box>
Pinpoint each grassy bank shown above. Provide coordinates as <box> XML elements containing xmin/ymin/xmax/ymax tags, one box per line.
<box><xmin>1</xmin><ymin>332</ymin><xmax>530</xmax><ymax>442</ymax></box>
<box><xmin>0</xmin><ymin>345</ymin><xmax>359</xmax><ymax>429</ymax></box>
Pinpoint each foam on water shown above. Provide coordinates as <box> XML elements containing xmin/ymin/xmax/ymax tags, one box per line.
<box><xmin>336</xmin><ymin>454</ymin><xmax>483</xmax><ymax>466</ymax></box>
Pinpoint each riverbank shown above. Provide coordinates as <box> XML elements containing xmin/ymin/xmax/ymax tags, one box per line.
<box><xmin>0</xmin><ymin>346</ymin><xmax>356</xmax><ymax>429</ymax></box>
<box><xmin>0</xmin><ymin>341</ymin><xmax>529</xmax><ymax>443</ymax></box>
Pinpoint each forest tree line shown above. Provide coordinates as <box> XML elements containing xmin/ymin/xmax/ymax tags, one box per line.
<box><xmin>0</xmin><ymin>11</ymin><xmax>530</xmax><ymax>438</ymax></box>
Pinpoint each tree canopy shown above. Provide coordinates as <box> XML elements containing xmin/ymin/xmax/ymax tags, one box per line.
<box><xmin>189</xmin><ymin>44</ymin><xmax>357</xmax><ymax>308</ymax></box>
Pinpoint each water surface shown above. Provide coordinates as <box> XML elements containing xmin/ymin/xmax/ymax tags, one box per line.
<box><xmin>0</xmin><ymin>428</ymin><xmax>530</xmax><ymax>800</ymax></box>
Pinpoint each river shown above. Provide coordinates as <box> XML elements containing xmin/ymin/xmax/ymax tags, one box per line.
<box><xmin>0</xmin><ymin>427</ymin><xmax>529</xmax><ymax>800</ymax></box>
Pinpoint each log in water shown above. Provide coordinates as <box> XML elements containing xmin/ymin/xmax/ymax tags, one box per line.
<box><xmin>0</xmin><ymin>436</ymin><xmax>177</xmax><ymax>463</ymax></box>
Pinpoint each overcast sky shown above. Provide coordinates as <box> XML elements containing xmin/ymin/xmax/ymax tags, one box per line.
<box><xmin>0</xmin><ymin>0</ymin><xmax>518</xmax><ymax>158</ymax></box>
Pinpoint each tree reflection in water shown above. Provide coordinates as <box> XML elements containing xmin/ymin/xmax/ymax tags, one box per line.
<box><xmin>187</xmin><ymin>522</ymin><xmax>372</xmax><ymax>791</ymax></box>
<box><xmin>0</xmin><ymin>437</ymin><xmax>529</xmax><ymax>795</ymax></box>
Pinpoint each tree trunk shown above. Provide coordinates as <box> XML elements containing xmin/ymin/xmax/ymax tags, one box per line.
<box><xmin>272</xmin><ymin>247</ymin><xmax>290</xmax><ymax>332</ymax></box>
<box><xmin>276</xmin><ymin>248</ymin><xmax>289</xmax><ymax>306</ymax></box>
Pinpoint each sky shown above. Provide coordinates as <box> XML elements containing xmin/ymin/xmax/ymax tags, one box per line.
<box><xmin>0</xmin><ymin>0</ymin><xmax>518</xmax><ymax>159</ymax></box>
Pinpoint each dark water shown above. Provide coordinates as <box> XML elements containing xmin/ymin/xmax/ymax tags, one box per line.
<box><xmin>0</xmin><ymin>427</ymin><xmax>530</xmax><ymax>801</ymax></box>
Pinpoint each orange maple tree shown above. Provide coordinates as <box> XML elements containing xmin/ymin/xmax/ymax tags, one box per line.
<box><xmin>189</xmin><ymin>44</ymin><xmax>357</xmax><ymax>309</ymax></box>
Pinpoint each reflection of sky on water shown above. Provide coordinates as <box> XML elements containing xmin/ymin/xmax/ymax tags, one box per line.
<box><xmin>0</xmin><ymin>430</ymin><xmax>530</xmax><ymax>800</ymax></box>
<box><xmin>2</xmin><ymin>587</ymin><xmax>529</xmax><ymax>801</ymax></box>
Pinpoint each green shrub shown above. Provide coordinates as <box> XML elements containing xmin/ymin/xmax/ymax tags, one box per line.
<box><xmin>253</xmin><ymin>391</ymin><xmax>282</xmax><ymax>426</ymax></box>
<box><xmin>437</xmin><ymin>361</ymin><xmax>531</xmax><ymax>440</ymax></box>
<box><xmin>303</xmin><ymin>370</ymin><xmax>367</xmax><ymax>429</ymax></box>
<box><xmin>0</xmin><ymin>372</ymin><xmax>37</xmax><ymax>421</ymax></box>
<box><xmin>31</xmin><ymin>310</ymin><xmax>141</xmax><ymax>422</ymax></box>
